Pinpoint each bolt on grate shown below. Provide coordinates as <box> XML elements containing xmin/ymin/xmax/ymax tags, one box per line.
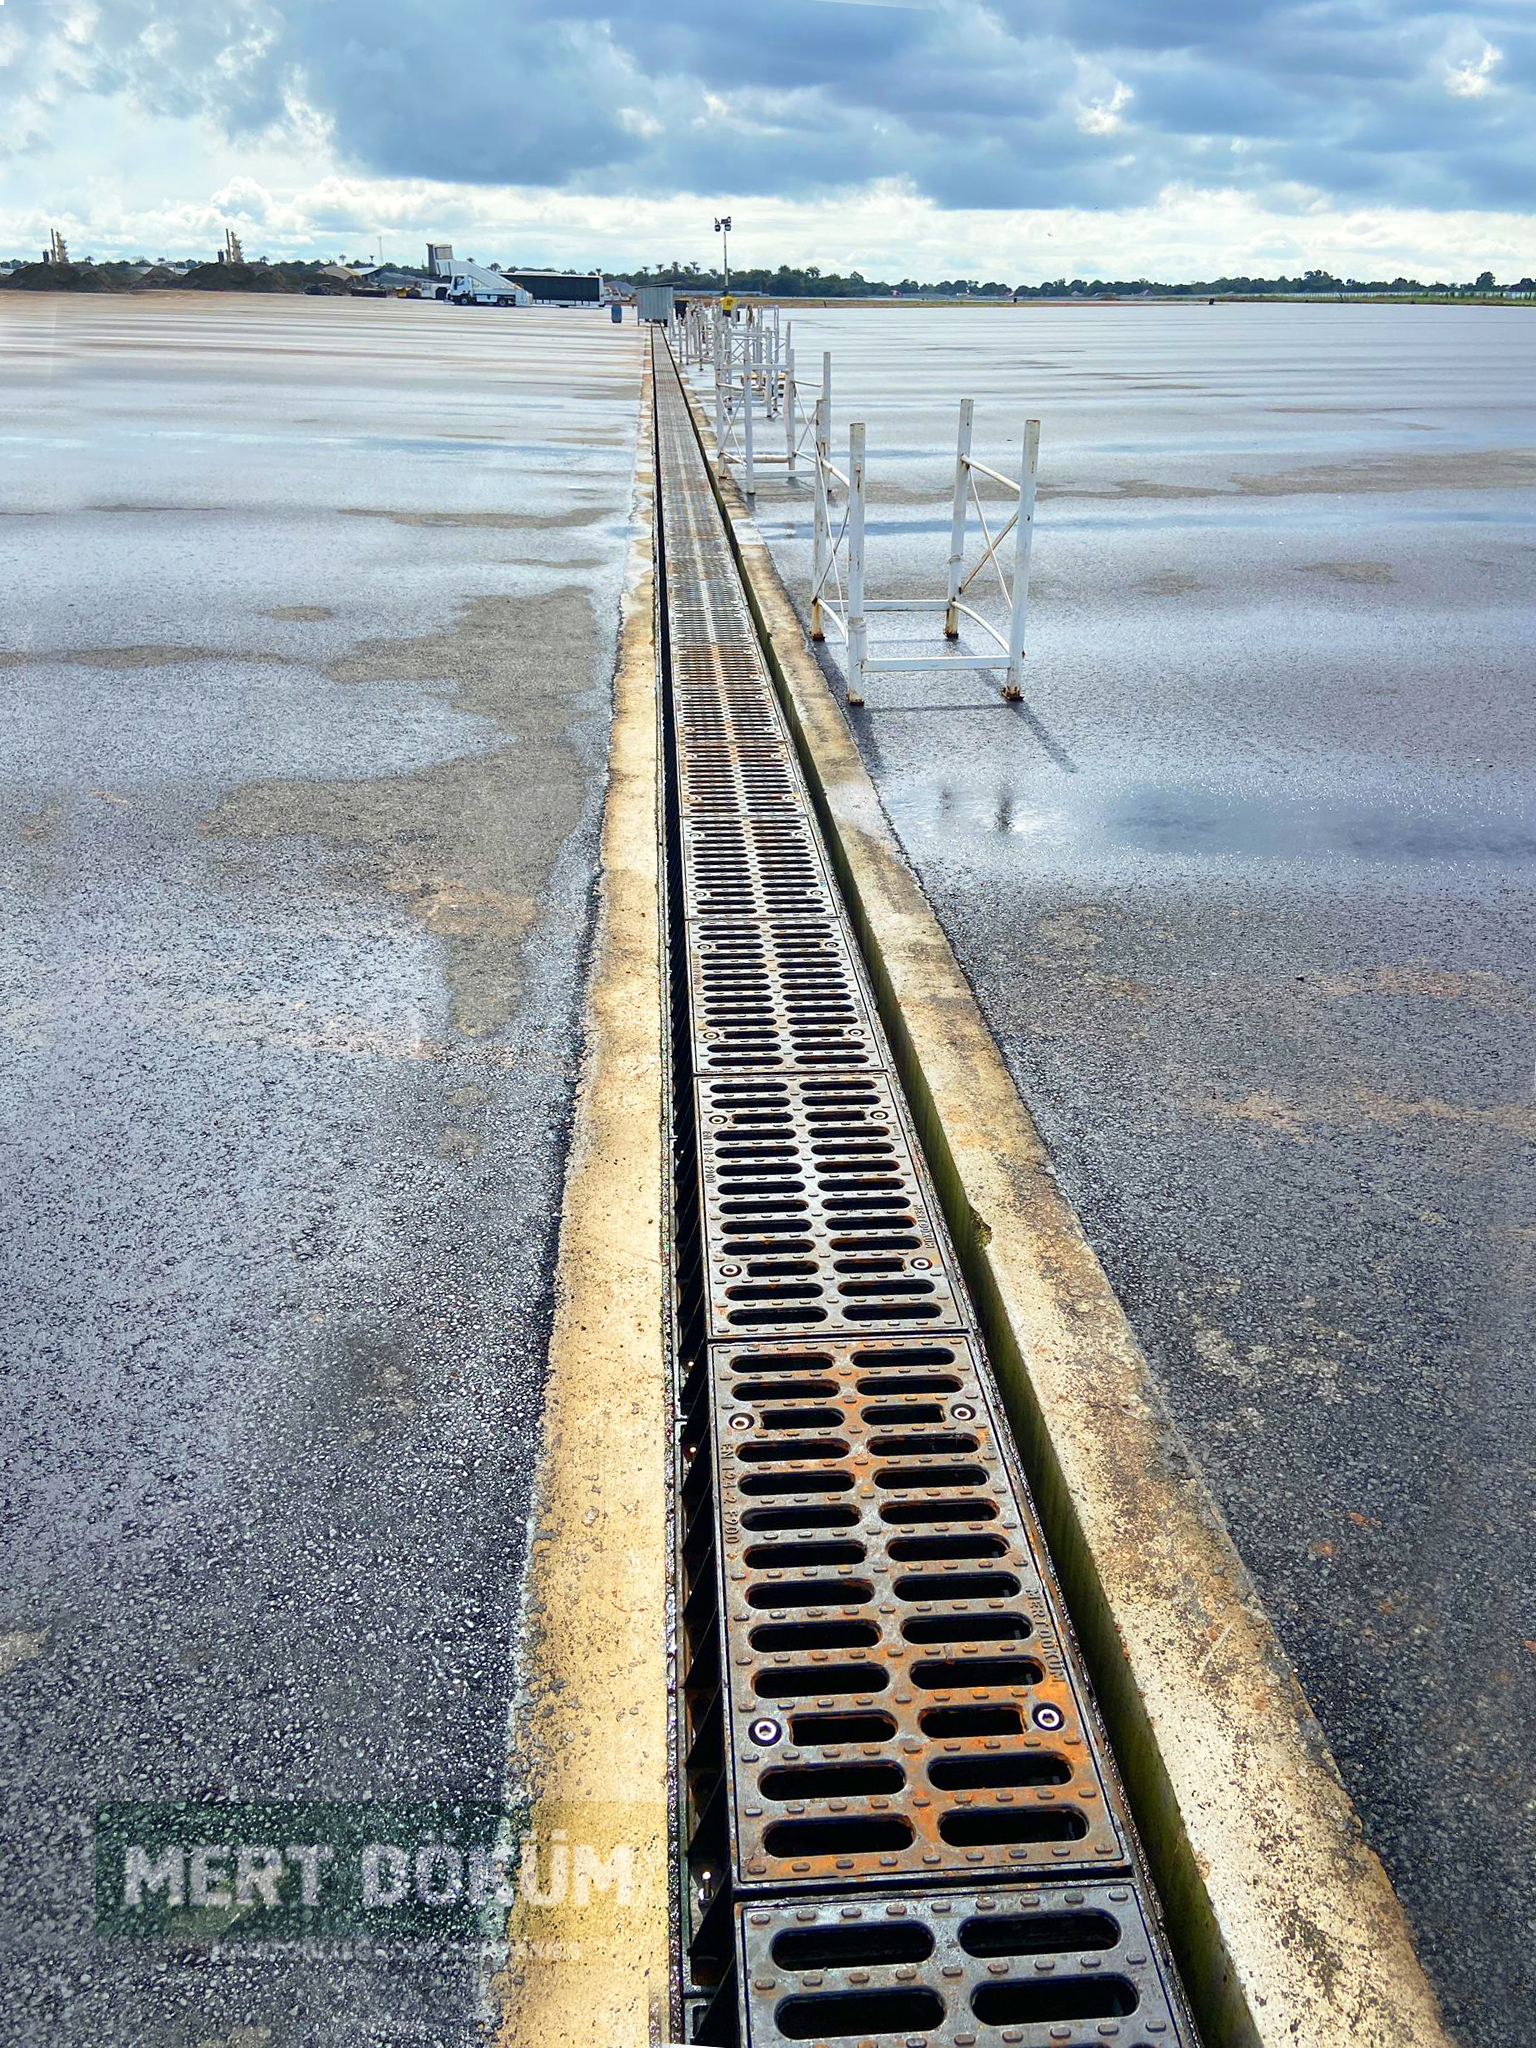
<box><xmin>688</xmin><ymin>920</ymin><xmax>884</xmax><ymax>1075</ymax></box>
<box><xmin>695</xmin><ymin>1075</ymin><xmax>968</xmax><ymax>1340</ymax></box>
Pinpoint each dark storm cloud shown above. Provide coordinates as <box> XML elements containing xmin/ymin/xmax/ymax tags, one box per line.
<box><xmin>17</xmin><ymin>0</ymin><xmax>1536</xmax><ymax>208</ymax></box>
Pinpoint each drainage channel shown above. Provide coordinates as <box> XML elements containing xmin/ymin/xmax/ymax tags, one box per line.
<box><xmin>653</xmin><ymin>333</ymin><xmax>1198</xmax><ymax>2048</ymax></box>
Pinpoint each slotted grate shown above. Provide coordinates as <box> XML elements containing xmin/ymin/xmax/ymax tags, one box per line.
<box><xmin>682</xmin><ymin>815</ymin><xmax>840</xmax><ymax>924</ymax></box>
<box><xmin>689</xmin><ymin>920</ymin><xmax>883</xmax><ymax>1074</ymax></box>
<box><xmin>696</xmin><ymin>1075</ymin><xmax>968</xmax><ymax>1339</ymax></box>
<box><xmin>654</xmin><ymin>337</ymin><xmax>1195</xmax><ymax>2047</ymax></box>
<box><xmin>710</xmin><ymin>1336</ymin><xmax>1126</xmax><ymax>1895</ymax></box>
<box><xmin>730</xmin><ymin>1883</ymin><xmax>1187</xmax><ymax>2048</ymax></box>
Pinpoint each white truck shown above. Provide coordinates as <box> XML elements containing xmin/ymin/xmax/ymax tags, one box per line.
<box><xmin>434</xmin><ymin>261</ymin><xmax>533</xmax><ymax>307</ymax></box>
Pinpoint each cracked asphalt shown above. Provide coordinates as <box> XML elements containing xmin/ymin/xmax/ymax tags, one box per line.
<box><xmin>741</xmin><ymin>301</ymin><xmax>1536</xmax><ymax>2048</ymax></box>
<box><xmin>0</xmin><ymin>295</ymin><xmax>643</xmax><ymax>2047</ymax></box>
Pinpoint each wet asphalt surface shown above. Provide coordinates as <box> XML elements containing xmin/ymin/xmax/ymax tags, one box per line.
<box><xmin>733</xmin><ymin>304</ymin><xmax>1536</xmax><ymax>2047</ymax></box>
<box><xmin>0</xmin><ymin>296</ymin><xmax>643</xmax><ymax>2046</ymax></box>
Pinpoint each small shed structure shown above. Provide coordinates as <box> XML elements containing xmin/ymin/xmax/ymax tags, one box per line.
<box><xmin>637</xmin><ymin>283</ymin><xmax>676</xmax><ymax>323</ymax></box>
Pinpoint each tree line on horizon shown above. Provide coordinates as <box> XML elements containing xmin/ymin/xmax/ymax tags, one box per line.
<box><xmin>634</xmin><ymin>260</ymin><xmax>1534</xmax><ymax>297</ymax></box>
<box><xmin>7</xmin><ymin>251</ymin><xmax>1532</xmax><ymax>299</ymax></box>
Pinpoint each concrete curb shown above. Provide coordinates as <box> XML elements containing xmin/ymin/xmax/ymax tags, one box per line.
<box><xmin>494</xmin><ymin>351</ymin><xmax>671</xmax><ymax>2048</ymax></box>
<box><xmin>677</xmin><ymin>364</ymin><xmax>1455</xmax><ymax>2048</ymax></box>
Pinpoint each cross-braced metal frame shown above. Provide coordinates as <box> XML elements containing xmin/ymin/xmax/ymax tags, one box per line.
<box><xmin>812</xmin><ymin>398</ymin><xmax>1041</xmax><ymax>706</ymax></box>
<box><xmin>692</xmin><ymin>304</ymin><xmax>821</xmax><ymax>499</ymax></box>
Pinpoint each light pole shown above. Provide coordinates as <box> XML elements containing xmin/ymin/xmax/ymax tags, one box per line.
<box><xmin>714</xmin><ymin>215</ymin><xmax>732</xmax><ymax>294</ymax></box>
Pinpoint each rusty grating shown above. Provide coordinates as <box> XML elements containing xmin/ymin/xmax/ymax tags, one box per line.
<box><xmin>688</xmin><ymin>921</ymin><xmax>883</xmax><ymax>1075</ymax></box>
<box><xmin>654</xmin><ymin>338</ymin><xmax>1196</xmax><ymax>2047</ymax></box>
<box><xmin>709</xmin><ymin>1336</ymin><xmax>1127</xmax><ymax>1893</ymax></box>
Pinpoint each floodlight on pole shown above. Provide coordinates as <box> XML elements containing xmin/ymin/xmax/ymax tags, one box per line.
<box><xmin>714</xmin><ymin>215</ymin><xmax>732</xmax><ymax>294</ymax></box>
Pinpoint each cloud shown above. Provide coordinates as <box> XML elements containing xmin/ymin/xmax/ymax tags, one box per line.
<box><xmin>1</xmin><ymin>0</ymin><xmax>1533</xmax><ymax>256</ymax></box>
<box><xmin>1077</xmin><ymin>81</ymin><xmax>1133</xmax><ymax>136</ymax></box>
<box><xmin>1444</xmin><ymin>38</ymin><xmax>1503</xmax><ymax>97</ymax></box>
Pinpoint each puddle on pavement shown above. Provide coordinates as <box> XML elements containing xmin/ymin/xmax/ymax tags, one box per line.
<box><xmin>899</xmin><ymin>778</ymin><xmax>1536</xmax><ymax>866</ymax></box>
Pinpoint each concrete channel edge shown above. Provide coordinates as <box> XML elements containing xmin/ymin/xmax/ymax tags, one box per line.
<box><xmin>493</xmin><ymin>350</ymin><xmax>673</xmax><ymax>2048</ymax></box>
<box><xmin>676</xmin><ymin>361</ymin><xmax>1455</xmax><ymax>2048</ymax></box>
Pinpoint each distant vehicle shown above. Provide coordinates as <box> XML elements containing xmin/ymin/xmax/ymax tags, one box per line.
<box><xmin>432</xmin><ymin>260</ymin><xmax>534</xmax><ymax>308</ymax></box>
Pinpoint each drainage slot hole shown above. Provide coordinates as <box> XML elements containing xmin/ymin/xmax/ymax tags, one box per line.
<box><xmin>749</xmin><ymin>1407</ymin><xmax>845</xmax><ymax>1432</ymax></box>
<box><xmin>740</xmin><ymin>1470</ymin><xmax>855</xmax><ymax>1496</ymax></box>
<box><xmin>902</xmin><ymin>1613</ymin><xmax>1033</xmax><ymax>1645</ymax></box>
<box><xmin>731</xmin><ymin>1351</ymin><xmax>834</xmax><ymax>1373</ymax></box>
<box><xmin>790</xmin><ymin>1709</ymin><xmax>897</xmax><ymax>1746</ymax></box>
<box><xmin>970</xmin><ymin>1977</ymin><xmax>1138</xmax><ymax>2024</ymax></box>
<box><xmin>869</xmin><ymin>1433</ymin><xmax>979</xmax><ymax>1460</ymax></box>
<box><xmin>852</xmin><ymin>1345</ymin><xmax>961</xmax><ymax>1366</ymax></box>
<box><xmin>929</xmin><ymin>1753</ymin><xmax>1072</xmax><ymax>1791</ymax></box>
<box><xmin>889</xmin><ymin>1533</ymin><xmax>1010</xmax><ymax>1562</ymax></box>
<box><xmin>735</xmin><ymin>1437</ymin><xmax>849</xmax><ymax>1463</ymax></box>
<box><xmin>746</xmin><ymin>1579</ymin><xmax>875</xmax><ymax>1609</ymax></box>
<box><xmin>919</xmin><ymin>1704</ymin><xmax>1025</xmax><ymax>1737</ymax></box>
<box><xmin>733</xmin><ymin>1382</ymin><xmax>840</xmax><ymax>1405</ymax></box>
<box><xmin>762</xmin><ymin>1815</ymin><xmax>915</xmax><ymax>1858</ymax></box>
<box><xmin>893</xmin><ymin>1571</ymin><xmax>1021</xmax><ymax>1603</ymax></box>
<box><xmin>776</xmin><ymin>1990</ymin><xmax>945</xmax><ymax>2040</ymax></box>
<box><xmin>938</xmin><ymin>1806</ymin><xmax>1088</xmax><ymax>1846</ymax></box>
<box><xmin>881</xmin><ymin>1500</ymin><xmax>999</xmax><ymax>1526</ymax></box>
<box><xmin>873</xmin><ymin>1464</ymin><xmax>987</xmax><ymax>1491</ymax></box>
<box><xmin>759</xmin><ymin>1762</ymin><xmax>905</xmax><ymax>1801</ymax></box>
<box><xmin>728</xmin><ymin>1307</ymin><xmax>831</xmax><ymax>1329</ymax></box>
<box><xmin>741</xmin><ymin>1504</ymin><xmax>860</xmax><ymax>1532</ymax></box>
<box><xmin>744</xmin><ymin>1540</ymin><xmax>866</xmax><ymax>1570</ymax></box>
<box><xmin>958</xmin><ymin>1909</ymin><xmax>1120</xmax><ymax>1957</ymax></box>
<box><xmin>845</xmin><ymin>1302</ymin><xmax>943</xmax><ymax>1321</ymax></box>
<box><xmin>750</xmin><ymin>1619</ymin><xmax>881</xmax><ymax>1653</ymax></box>
<box><xmin>772</xmin><ymin>1922</ymin><xmax>934</xmax><ymax>1968</ymax></box>
<box><xmin>753</xmin><ymin>1665</ymin><xmax>889</xmax><ymax>1699</ymax></box>
<box><xmin>911</xmin><ymin>1656</ymin><xmax>1043</xmax><ymax>1691</ymax></box>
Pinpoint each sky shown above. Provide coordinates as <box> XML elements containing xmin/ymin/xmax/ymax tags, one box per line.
<box><xmin>1</xmin><ymin>0</ymin><xmax>1533</xmax><ymax>278</ymax></box>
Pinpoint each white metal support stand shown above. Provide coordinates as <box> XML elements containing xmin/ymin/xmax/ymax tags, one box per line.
<box><xmin>811</xmin><ymin>401</ymin><xmax>1041</xmax><ymax>707</ymax></box>
<box><xmin>705</xmin><ymin>312</ymin><xmax>822</xmax><ymax>505</ymax></box>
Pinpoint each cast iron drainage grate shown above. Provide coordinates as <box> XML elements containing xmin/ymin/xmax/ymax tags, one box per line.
<box><xmin>703</xmin><ymin>1337</ymin><xmax>1126</xmax><ymax>1895</ymax></box>
<box><xmin>688</xmin><ymin>919</ymin><xmax>883</xmax><ymax>1076</ymax></box>
<box><xmin>653</xmin><ymin>338</ymin><xmax>1197</xmax><ymax>2047</ymax></box>
<box><xmin>695</xmin><ymin>1075</ymin><xmax>968</xmax><ymax>1339</ymax></box>
<box><xmin>728</xmin><ymin>1884</ymin><xmax>1187</xmax><ymax>2047</ymax></box>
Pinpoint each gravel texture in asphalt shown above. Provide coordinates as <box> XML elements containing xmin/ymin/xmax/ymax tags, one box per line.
<box><xmin>0</xmin><ymin>294</ymin><xmax>643</xmax><ymax>2046</ymax></box>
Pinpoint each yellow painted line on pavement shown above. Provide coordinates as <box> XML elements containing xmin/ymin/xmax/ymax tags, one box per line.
<box><xmin>494</xmin><ymin>350</ymin><xmax>672</xmax><ymax>2048</ymax></box>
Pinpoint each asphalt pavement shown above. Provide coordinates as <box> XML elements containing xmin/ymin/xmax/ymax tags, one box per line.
<box><xmin>0</xmin><ymin>295</ymin><xmax>643</xmax><ymax>2046</ymax></box>
<box><xmin>741</xmin><ymin>302</ymin><xmax>1536</xmax><ymax>2048</ymax></box>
